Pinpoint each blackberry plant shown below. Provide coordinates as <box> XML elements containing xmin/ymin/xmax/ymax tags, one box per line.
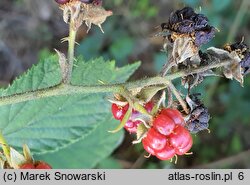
<box><xmin>0</xmin><ymin>1</ymin><xmax>249</xmax><ymax>168</ymax></box>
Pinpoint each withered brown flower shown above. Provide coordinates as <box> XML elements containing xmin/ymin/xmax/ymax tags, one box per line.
<box><xmin>161</xmin><ymin>7</ymin><xmax>215</xmax><ymax>46</ymax></box>
<box><xmin>224</xmin><ymin>41</ymin><xmax>250</xmax><ymax>75</ymax></box>
<box><xmin>59</xmin><ymin>0</ymin><xmax>112</xmax><ymax>32</ymax></box>
<box><xmin>185</xmin><ymin>94</ymin><xmax>210</xmax><ymax>134</ymax></box>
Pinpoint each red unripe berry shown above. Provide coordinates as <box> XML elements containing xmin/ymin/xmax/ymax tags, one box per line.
<box><xmin>20</xmin><ymin>161</ymin><xmax>52</xmax><ymax>169</ymax></box>
<box><xmin>161</xmin><ymin>108</ymin><xmax>185</xmax><ymax>126</ymax></box>
<box><xmin>155</xmin><ymin>142</ymin><xmax>176</xmax><ymax>160</ymax></box>
<box><xmin>144</xmin><ymin>101</ymin><xmax>154</xmax><ymax>113</ymax></box>
<box><xmin>175</xmin><ymin>139</ymin><xmax>193</xmax><ymax>155</ymax></box>
<box><xmin>169</xmin><ymin>125</ymin><xmax>192</xmax><ymax>149</ymax></box>
<box><xmin>55</xmin><ymin>0</ymin><xmax>70</xmax><ymax>5</ymax></box>
<box><xmin>20</xmin><ymin>163</ymin><xmax>35</xmax><ymax>169</ymax></box>
<box><xmin>142</xmin><ymin>138</ymin><xmax>155</xmax><ymax>155</ymax></box>
<box><xmin>111</xmin><ymin>104</ymin><xmax>129</xmax><ymax>120</ymax></box>
<box><xmin>93</xmin><ymin>0</ymin><xmax>102</xmax><ymax>6</ymax></box>
<box><xmin>35</xmin><ymin>161</ymin><xmax>52</xmax><ymax>169</ymax></box>
<box><xmin>124</xmin><ymin>120</ymin><xmax>141</xmax><ymax>133</ymax></box>
<box><xmin>153</xmin><ymin>111</ymin><xmax>175</xmax><ymax>136</ymax></box>
<box><xmin>143</xmin><ymin>128</ymin><xmax>167</xmax><ymax>151</ymax></box>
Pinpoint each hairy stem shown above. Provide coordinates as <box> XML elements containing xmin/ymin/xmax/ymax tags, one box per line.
<box><xmin>0</xmin><ymin>60</ymin><xmax>231</xmax><ymax>107</ymax></box>
<box><xmin>167</xmin><ymin>81</ymin><xmax>189</xmax><ymax>114</ymax></box>
<box><xmin>66</xmin><ymin>21</ymin><xmax>77</xmax><ymax>84</ymax></box>
<box><xmin>166</xmin><ymin>86</ymin><xmax>173</xmax><ymax>107</ymax></box>
<box><xmin>166</xmin><ymin>60</ymin><xmax>230</xmax><ymax>80</ymax></box>
<box><xmin>160</xmin><ymin>56</ymin><xmax>175</xmax><ymax>77</ymax></box>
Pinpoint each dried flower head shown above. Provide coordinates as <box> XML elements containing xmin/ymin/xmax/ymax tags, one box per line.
<box><xmin>161</xmin><ymin>7</ymin><xmax>215</xmax><ymax>47</ymax></box>
<box><xmin>181</xmin><ymin>50</ymin><xmax>217</xmax><ymax>89</ymax></box>
<box><xmin>58</xmin><ymin>0</ymin><xmax>112</xmax><ymax>32</ymax></box>
<box><xmin>194</xmin><ymin>26</ymin><xmax>216</xmax><ymax>46</ymax></box>
<box><xmin>241</xmin><ymin>53</ymin><xmax>250</xmax><ymax>75</ymax></box>
<box><xmin>83</xmin><ymin>4</ymin><xmax>113</xmax><ymax>33</ymax></box>
<box><xmin>224</xmin><ymin>41</ymin><xmax>250</xmax><ymax>75</ymax></box>
<box><xmin>185</xmin><ymin>94</ymin><xmax>210</xmax><ymax>134</ymax></box>
<box><xmin>207</xmin><ymin>46</ymin><xmax>244</xmax><ymax>86</ymax></box>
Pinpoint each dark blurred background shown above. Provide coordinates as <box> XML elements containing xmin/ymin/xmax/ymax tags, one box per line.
<box><xmin>0</xmin><ymin>0</ymin><xmax>250</xmax><ymax>168</ymax></box>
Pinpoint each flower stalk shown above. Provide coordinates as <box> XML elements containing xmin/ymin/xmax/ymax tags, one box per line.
<box><xmin>66</xmin><ymin>20</ymin><xmax>77</xmax><ymax>84</ymax></box>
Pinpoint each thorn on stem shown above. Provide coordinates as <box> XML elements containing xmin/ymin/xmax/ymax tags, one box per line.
<box><xmin>98</xmin><ymin>24</ymin><xmax>104</xmax><ymax>33</ymax></box>
<box><xmin>174</xmin><ymin>154</ymin><xmax>178</xmax><ymax>164</ymax></box>
<box><xmin>144</xmin><ymin>153</ymin><xmax>151</xmax><ymax>158</ymax></box>
<box><xmin>184</xmin><ymin>152</ymin><xmax>193</xmax><ymax>155</ymax></box>
<box><xmin>61</xmin><ymin>37</ymin><xmax>69</xmax><ymax>43</ymax></box>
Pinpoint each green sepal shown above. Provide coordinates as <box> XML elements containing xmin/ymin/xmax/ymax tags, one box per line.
<box><xmin>9</xmin><ymin>147</ymin><xmax>26</xmax><ymax>169</ymax></box>
<box><xmin>108</xmin><ymin>107</ymin><xmax>132</xmax><ymax>133</ymax></box>
<box><xmin>133</xmin><ymin>102</ymin><xmax>150</xmax><ymax>115</ymax></box>
<box><xmin>137</xmin><ymin>85</ymin><xmax>166</xmax><ymax>102</ymax></box>
<box><xmin>23</xmin><ymin>144</ymin><xmax>34</xmax><ymax>164</ymax></box>
<box><xmin>136</xmin><ymin>124</ymin><xmax>148</xmax><ymax>140</ymax></box>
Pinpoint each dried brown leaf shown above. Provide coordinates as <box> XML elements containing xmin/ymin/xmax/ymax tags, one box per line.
<box><xmin>61</xmin><ymin>1</ymin><xmax>112</xmax><ymax>32</ymax></box>
<box><xmin>172</xmin><ymin>35</ymin><xmax>199</xmax><ymax>64</ymax></box>
<box><xmin>82</xmin><ymin>4</ymin><xmax>113</xmax><ymax>33</ymax></box>
<box><xmin>55</xmin><ymin>49</ymin><xmax>68</xmax><ymax>83</ymax></box>
<box><xmin>207</xmin><ymin>47</ymin><xmax>243</xmax><ymax>86</ymax></box>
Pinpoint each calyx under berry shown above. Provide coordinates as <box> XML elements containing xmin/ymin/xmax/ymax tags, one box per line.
<box><xmin>0</xmin><ymin>141</ymin><xmax>52</xmax><ymax>169</ymax></box>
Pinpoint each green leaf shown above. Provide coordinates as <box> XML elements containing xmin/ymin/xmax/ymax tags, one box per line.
<box><xmin>0</xmin><ymin>55</ymin><xmax>61</xmax><ymax>95</ymax></box>
<box><xmin>71</xmin><ymin>57</ymin><xmax>140</xmax><ymax>85</ymax></box>
<box><xmin>36</xmin><ymin>117</ymin><xmax>124</xmax><ymax>169</ymax></box>
<box><xmin>97</xmin><ymin>157</ymin><xmax>122</xmax><ymax>169</ymax></box>
<box><xmin>0</xmin><ymin>55</ymin><xmax>140</xmax><ymax>155</ymax></box>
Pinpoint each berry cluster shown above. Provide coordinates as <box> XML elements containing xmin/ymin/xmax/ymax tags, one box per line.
<box><xmin>111</xmin><ymin>101</ymin><xmax>193</xmax><ymax>161</ymax></box>
<box><xmin>142</xmin><ymin>109</ymin><xmax>192</xmax><ymax>160</ymax></box>
<box><xmin>111</xmin><ymin>102</ymin><xmax>153</xmax><ymax>133</ymax></box>
<box><xmin>20</xmin><ymin>161</ymin><xmax>52</xmax><ymax>169</ymax></box>
<box><xmin>55</xmin><ymin>0</ymin><xmax>102</xmax><ymax>6</ymax></box>
<box><xmin>162</xmin><ymin>7</ymin><xmax>215</xmax><ymax>46</ymax></box>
